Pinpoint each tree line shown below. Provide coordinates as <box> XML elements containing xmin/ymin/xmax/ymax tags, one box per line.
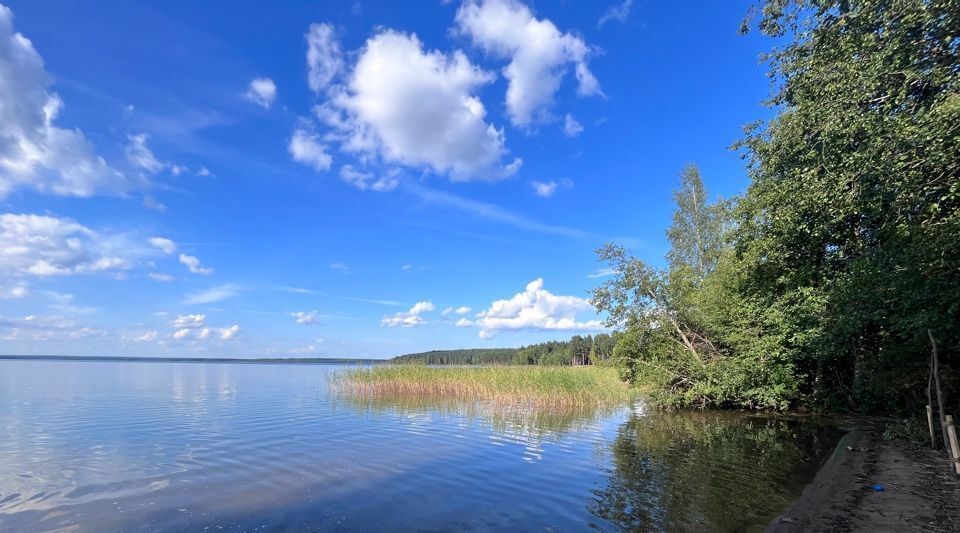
<box><xmin>592</xmin><ymin>0</ymin><xmax>958</xmax><ymax>413</ymax></box>
<box><xmin>392</xmin><ymin>334</ymin><xmax>616</xmax><ymax>366</ymax></box>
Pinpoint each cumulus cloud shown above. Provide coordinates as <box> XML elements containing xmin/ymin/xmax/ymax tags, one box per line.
<box><xmin>563</xmin><ymin>114</ymin><xmax>583</xmax><ymax>137</ymax></box>
<box><xmin>306</xmin><ymin>23</ymin><xmax>343</xmax><ymax>93</ymax></box>
<box><xmin>1</xmin><ymin>314</ymin><xmax>104</xmax><ymax>341</ymax></box>
<box><xmin>291</xmin><ymin>311</ymin><xmax>320</xmax><ymax>325</ymax></box>
<box><xmin>0</xmin><ymin>213</ymin><xmax>135</xmax><ymax>277</ymax></box>
<box><xmin>473</xmin><ymin>278</ymin><xmax>603</xmax><ymax>338</ymax></box>
<box><xmin>303</xmin><ymin>28</ymin><xmax>520</xmax><ymax>182</ymax></box>
<box><xmin>289</xmin><ymin>128</ymin><xmax>332</xmax><ymax>172</ymax></box>
<box><xmin>219</xmin><ymin>324</ymin><xmax>240</xmax><ymax>340</ymax></box>
<box><xmin>245</xmin><ymin>77</ymin><xmax>277</xmax><ymax>108</ymax></box>
<box><xmin>530</xmin><ymin>178</ymin><xmax>572</xmax><ymax>198</ymax></box>
<box><xmin>179</xmin><ymin>253</ymin><xmax>213</xmax><ymax>275</ymax></box>
<box><xmin>455</xmin><ymin>0</ymin><xmax>601</xmax><ymax>127</ymax></box>
<box><xmin>455</xmin><ymin>317</ymin><xmax>474</xmax><ymax>327</ymax></box>
<box><xmin>0</xmin><ymin>6</ymin><xmax>130</xmax><ymax>198</ymax></box>
<box><xmin>381</xmin><ymin>300</ymin><xmax>434</xmax><ymax>328</ymax></box>
<box><xmin>0</xmin><ymin>283</ymin><xmax>29</xmax><ymax>299</ymax></box>
<box><xmin>148</xmin><ymin>237</ymin><xmax>176</xmax><ymax>255</ymax></box>
<box><xmin>338</xmin><ymin>165</ymin><xmax>399</xmax><ymax>192</ymax></box>
<box><xmin>148</xmin><ymin>272</ymin><xmax>174</xmax><ymax>282</ymax></box>
<box><xmin>172</xmin><ymin>323</ymin><xmax>239</xmax><ymax>341</ymax></box>
<box><xmin>598</xmin><ymin>0</ymin><xmax>633</xmax><ymax>26</ymax></box>
<box><xmin>171</xmin><ymin>313</ymin><xmax>206</xmax><ymax>328</ymax></box>
<box><xmin>443</xmin><ymin>306</ymin><xmax>473</xmax><ymax>316</ymax></box>
<box><xmin>135</xmin><ymin>331</ymin><xmax>159</xmax><ymax>342</ymax></box>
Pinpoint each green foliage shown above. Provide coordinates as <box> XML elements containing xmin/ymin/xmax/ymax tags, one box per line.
<box><xmin>597</xmin><ymin>0</ymin><xmax>958</xmax><ymax>414</ymax></box>
<box><xmin>392</xmin><ymin>349</ymin><xmax>518</xmax><ymax>365</ymax></box>
<box><xmin>735</xmin><ymin>0</ymin><xmax>959</xmax><ymax>412</ymax></box>
<box><xmin>395</xmin><ymin>334</ymin><xmax>616</xmax><ymax>367</ymax></box>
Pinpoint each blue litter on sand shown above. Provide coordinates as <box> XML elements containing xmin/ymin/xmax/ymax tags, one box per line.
<box><xmin>872</xmin><ymin>484</ymin><xmax>884</xmax><ymax>492</ymax></box>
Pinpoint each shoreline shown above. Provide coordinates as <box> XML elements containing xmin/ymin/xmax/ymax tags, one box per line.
<box><xmin>769</xmin><ymin>418</ymin><xmax>960</xmax><ymax>532</ymax></box>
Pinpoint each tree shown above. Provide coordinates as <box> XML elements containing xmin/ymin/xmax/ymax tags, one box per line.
<box><xmin>736</xmin><ymin>0</ymin><xmax>960</xmax><ymax>412</ymax></box>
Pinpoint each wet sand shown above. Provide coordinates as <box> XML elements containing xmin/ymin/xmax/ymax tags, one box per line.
<box><xmin>769</xmin><ymin>420</ymin><xmax>960</xmax><ymax>532</ymax></box>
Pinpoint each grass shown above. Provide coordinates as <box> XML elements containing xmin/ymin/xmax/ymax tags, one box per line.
<box><xmin>331</xmin><ymin>365</ymin><xmax>638</xmax><ymax>407</ymax></box>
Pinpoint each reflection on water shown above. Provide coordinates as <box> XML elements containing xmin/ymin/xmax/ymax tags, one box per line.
<box><xmin>0</xmin><ymin>361</ymin><xmax>841</xmax><ymax>532</ymax></box>
<box><xmin>590</xmin><ymin>411</ymin><xmax>842</xmax><ymax>532</ymax></box>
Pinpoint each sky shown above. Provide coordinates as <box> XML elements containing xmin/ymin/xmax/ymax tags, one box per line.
<box><xmin>0</xmin><ymin>0</ymin><xmax>775</xmax><ymax>358</ymax></box>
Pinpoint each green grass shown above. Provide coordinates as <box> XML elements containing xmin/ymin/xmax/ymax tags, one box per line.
<box><xmin>332</xmin><ymin>365</ymin><xmax>638</xmax><ymax>407</ymax></box>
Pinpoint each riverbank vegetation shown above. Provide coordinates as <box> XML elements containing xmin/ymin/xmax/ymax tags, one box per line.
<box><xmin>592</xmin><ymin>0</ymin><xmax>958</xmax><ymax>414</ymax></box>
<box><xmin>333</xmin><ymin>366</ymin><xmax>637</xmax><ymax>407</ymax></box>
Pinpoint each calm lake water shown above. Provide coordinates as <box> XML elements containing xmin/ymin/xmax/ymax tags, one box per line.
<box><xmin>0</xmin><ymin>361</ymin><xmax>842</xmax><ymax>532</ymax></box>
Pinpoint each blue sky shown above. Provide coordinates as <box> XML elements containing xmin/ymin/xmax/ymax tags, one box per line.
<box><xmin>0</xmin><ymin>0</ymin><xmax>773</xmax><ymax>358</ymax></box>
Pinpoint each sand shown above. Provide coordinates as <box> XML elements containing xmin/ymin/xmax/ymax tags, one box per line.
<box><xmin>769</xmin><ymin>420</ymin><xmax>960</xmax><ymax>532</ymax></box>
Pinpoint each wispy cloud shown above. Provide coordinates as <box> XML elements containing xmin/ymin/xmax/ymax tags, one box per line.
<box><xmin>273</xmin><ymin>285</ymin><xmax>402</xmax><ymax>306</ymax></box>
<box><xmin>182</xmin><ymin>284</ymin><xmax>239</xmax><ymax>305</ymax></box>
<box><xmin>404</xmin><ymin>182</ymin><xmax>592</xmax><ymax>240</ymax></box>
<box><xmin>599</xmin><ymin>0</ymin><xmax>633</xmax><ymax>27</ymax></box>
<box><xmin>587</xmin><ymin>268</ymin><xmax>617</xmax><ymax>279</ymax></box>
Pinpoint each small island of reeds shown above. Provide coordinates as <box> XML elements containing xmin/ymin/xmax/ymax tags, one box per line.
<box><xmin>332</xmin><ymin>365</ymin><xmax>638</xmax><ymax>407</ymax></box>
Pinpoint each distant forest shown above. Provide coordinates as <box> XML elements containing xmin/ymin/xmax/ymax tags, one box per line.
<box><xmin>392</xmin><ymin>333</ymin><xmax>615</xmax><ymax>366</ymax></box>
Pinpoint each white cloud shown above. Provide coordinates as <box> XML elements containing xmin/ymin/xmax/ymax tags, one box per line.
<box><xmin>328</xmin><ymin>262</ymin><xmax>349</xmax><ymax>272</ymax></box>
<box><xmin>455</xmin><ymin>0</ymin><xmax>601</xmax><ymax>127</ymax></box>
<box><xmin>587</xmin><ymin>268</ymin><xmax>616</xmax><ymax>279</ymax></box>
<box><xmin>530</xmin><ymin>178</ymin><xmax>572</xmax><ymax>198</ymax></box>
<box><xmin>0</xmin><ymin>314</ymin><xmax>105</xmax><ymax>341</ymax></box>
<box><xmin>473</xmin><ymin>278</ymin><xmax>603</xmax><ymax>338</ymax></box>
<box><xmin>197</xmin><ymin>166</ymin><xmax>213</xmax><ymax>177</ymax></box>
<box><xmin>531</xmin><ymin>180</ymin><xmax>558</xmax><ymax>198</ymax></box>
<box><xmin>179</xmin><ymin>253</ymin><xmax>214</xmax><ymax>275</ymax></box>
<box><xmin>0</xmin><ymin>284</ymin><xmax>29</xmax><ymax>299</ymax></box>
<box><xmin>245</xmin><ymin>77</ymin><xmax>277</xmax><ymax>108</ymax></box>
<box><xmin>172</xmin><ymin>313</ymin><xmax>206</xmax><ymax>328</ymax></box>
<box><xmin>381</xmin><ymin>300</ymin><xmax>434</xmax><ymax>328</ymax></box>
<box><xmin>172</xmin><ymin>323</ymin><xmax>238</xmax><ymax>341</ymax></box>
<box><xmin>441</xmin><ymin>305</ymin><xmax>470</xmax><ymax>317</ymax></box>
<box><xmin>563</xmin><ymin>113</ymin><xmax>583</xmax><ymax>137</ymax></box>
<box><xmin>135</xmin><ymin>331</ymin><xmax>159</xmax><ymax>342</ymax></box>
<box><xmin>182</xmin><ymin>284</ymin><xmax>237</xmax><ymax>305</ymax></box>
<box><xmin>219</xmin><ymin>324</ymin><xmax>240</xmax><ymax>340</ymax></box>
<box><xmin>0</xmin><ymin>213</ymin><xmax>136</xmax><ymax>277</ymax></box>
<box><xmin>455</xmin><ymin>317</ymin><xmax>474</xmax><ymax>327</ymax></box>
<box><xmin>598</xmin><ymin>0</ymin><xmax>633</xmax><ymax>26</ymax></box>
<box><xmin>148</xmin><ymin>272</ymin><xmax>174</xmax><ymax>282</ymax></box>
<box><xmin>309</xmin><ymin>29</ymin><xmax>520</xmax><ymax>181</ymax></box>
<box><xmin>401</xmin><ymin>264</ymin><xmax>413</xmax><ymax>271</ymax></box>
<box><xmin>455</xmin><ymin>306</ymin><xmax>472</xmax><ymax>315</ymax></box>
<box><xmin>289</xmin><ymin>128</ymin><xmax>332</xmax><ymax>172</ymax></box>
<box><xmin>291</xmin><ymin>311</ymin><xmax>320</xmax><ymax>325</ymax></box>
<box><xmin>338</xmin><ymin>165</ymin><xmax>399</xmax><ymax>192</ymax></box>
<box><xmin>148</xmin><ymin>237</ymin><xmax>176</xmax><ymax>255</ymax></box>
<box><xmin>306</xmin><ymin>23</ymin><xmax>343</xmax><ymax>93</ymax></box>
<box><xmin>125</xmin><ymin>133</ymin><xmax>165</xmax><ymax>174</ymax></box>
<box><xmin>0</xmin><ymin>6</ymin><xmax>130</xmax><ymax>198</ymax></box>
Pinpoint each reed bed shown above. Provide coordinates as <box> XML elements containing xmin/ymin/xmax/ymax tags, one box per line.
<box><xmin>331</xmin><ymin>365</ymin><xmax>637</xmax><ymax>407</ymax></box>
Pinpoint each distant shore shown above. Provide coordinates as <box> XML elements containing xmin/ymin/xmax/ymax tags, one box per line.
<box><xmin>0</xmin><ymin>355</ymin><xmax>383</xmax><ymax>365</ymax></box>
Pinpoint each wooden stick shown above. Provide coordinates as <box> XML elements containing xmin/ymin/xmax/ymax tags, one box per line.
<box><xmin>927</xmin><ymin>405</ymin><xmax>937</xmax><ymax>449</ymax></box>
<box><xmin>929</xmin><ymin>329</ymin><xmax>950</xmax><ymax>451</ymax></box>
<box><xmin>946</xmin><ymin>415</ymin><xmax>960</xmax><ymax>475</ymax></box>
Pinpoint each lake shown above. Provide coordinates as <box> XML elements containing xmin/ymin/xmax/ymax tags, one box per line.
<box><xmin>0</xmin><ymin>360</ymin><xmax>842</xmax><ymax>532</ymax></box>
